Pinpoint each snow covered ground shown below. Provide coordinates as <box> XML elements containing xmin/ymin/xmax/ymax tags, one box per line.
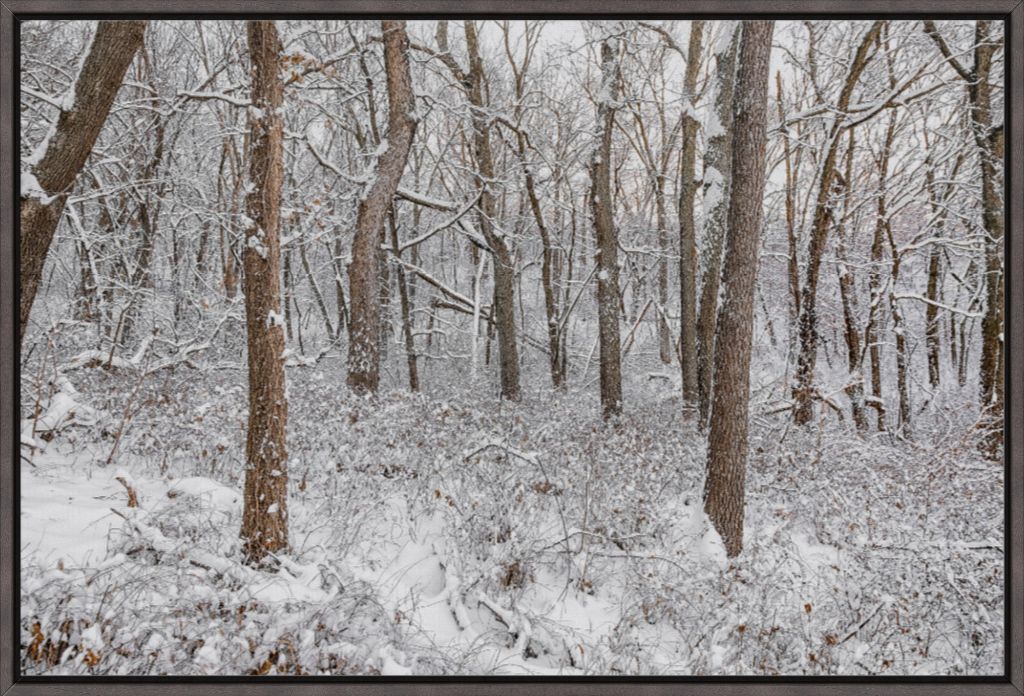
<box><xmin>20</xmin><ymin>357</ymin><xmax>1004</xmax><ymax>676</ymax></box>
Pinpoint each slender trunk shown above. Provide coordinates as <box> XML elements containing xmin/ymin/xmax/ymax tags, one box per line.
<box><xmin>678</xmin><ymin>21</ymin><xmax>704</xmax><ymax>405</ymax></box>
<box><xmin>464</xmin><ymin>21</ymin><xmax>521</xmax><ymax>400</ymax></box>
<box><xmin>240</xmin><ymin>20</ymin><xmax>289</xmax><ymax>566</ymax></box>
<box><xmin>925</xmin><ymin>241</ymin><xmax>942</xmax><ymax>389</ymax></box>
<box><xmin>283</xmin><ymin>248</ymin><xmax>295</xmax><ymax>342</ymax></box>
<box><xmin>299</xmin><ymin>239</ymin><xmax>335</xmax><ymax>340</ymax></box>
<box><xmin>347</xmin><ymin>21</ymin><xmax>419</xmax><ymax>393</ymax></box>
<box><xmin>886</xmin><ymin>227</ymin><xmax>913</xmax><ymax>440</ymax></box>
<box><xmin>656</xmin><ymin>181</ymin><xmax>672</xmax><ymax>365</ymax></box>
<box><xmin>332</xmin><ymin>236</ymin><xmax>348</xmax><ymax>333</ymax></box>
<box><xmin>592</xmin><ymin>38</ymin><xmax>623</xmax><ymax>418</ymax></box>
<box><xmin>776</xmin><ymin>70</ymin><xmax>801</xmax><ymax>370</ymax></box>
<box><xmin>388</xmin><ymin>206</ymin><xmax>420</xmax><ymax>391</ymax></box>
<box><xmin>704</xmin><ymin>20</ymin><xmax>774</xmax><ymax>558</ymax></box>
<box><xmin>834</xmin><ymin>132</ymin><xmax>867</xmax><ymax>431</ymax></box>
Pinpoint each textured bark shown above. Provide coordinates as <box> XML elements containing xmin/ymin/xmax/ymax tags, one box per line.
<box><xmin>592</xmin><ymin>39</ymin><xmax>623</xmax><ymax>418</ymax></box>
<box><xmin>240</xmin><ymin>20</ymin><xmax>289</xmax><ymax>567</ymax></box>
<box><xmin>19</xmin><ymin>20</ymin><xmax>147</xmax><ymax>344</ymax></box>
<box><xmin>677</xmin><ymin>21</ymin><xmax>704</xmax><ymax>406</ymax></box>
<box><xmin>704</xmin><ymin>20</ymin><xmax>774</xmax><ymax>558</ymax></box>
<box><xmin>464</xmin><ymin>21</ymin><xmax>522</xmax><ymax>401</ymax></box>
<box><xmin>696</xmin><ymin>24</ymin><xmax>740</xmax><ymax>425</ymax></box>
<box><xmin>347</xmin><ymin>20</ymin><xmax>419</xmax><ymax>393</ymax></box>
<box><xmin>792</xmin><ymin>21</ymin><xmax>883</xmax><ymax>425</ymax></box>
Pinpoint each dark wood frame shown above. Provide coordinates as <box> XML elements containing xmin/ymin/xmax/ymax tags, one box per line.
<box><xmin>1</xmin><ymin>1</ymin><xmax>1020</xmax><ymax>694</ymax></box>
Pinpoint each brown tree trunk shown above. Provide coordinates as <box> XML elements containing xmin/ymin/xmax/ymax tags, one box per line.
<box><xmin>592</xmin><ymin>38</ymin><xmax>623</xmax><ymax>418</ymax></box>
<box><xmin>464</xmin><ymin>21</ymin><xmax>522</xmax><ymax>401</ymax></box>
<box><xmin>656</xmin><ymin>182</ymin><xmax>672</xmax><ymax>366</ymax></box>
<box><xmin>704</xmin><ymin>20</ymin><xmax>774</xmax><ymax>558</ymax></box>
<box><xmin>678</xmin><ymin>20</ymin><xmax>704</xmax><ymax>407</ymax></box>
<box><xmin>240</xmin><ymin>20</ymin><xmax>289</xmax><ymax>567</ymax></box>
<box><xmin>347</xmin><ymin>20</ymin><xmax>419</xmax><ymax>393</ymax></box>
<box><xmin>531</xmin><ymin>163</ymin><xmax>564</xmax><ymax>389</ymax></box>
<box><xmin>19</xmin><ymin>20</ymin><xmax>146</xmax><ymax>344</ymax></box>
<box><xmin>792</xmin><ymin>21</ymin><xmax>883</xmax><ymax>425</ymax></box>
<box><xmin>696</xmin><ymin>23</ymin><xmax>740</xmax><ymax>425</ymax></box>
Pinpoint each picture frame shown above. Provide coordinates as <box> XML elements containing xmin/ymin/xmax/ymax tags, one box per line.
<box><xmin>2</xmin><ymin>1</ymin><xmax>1021</xmax><ymax>694</ymax></box>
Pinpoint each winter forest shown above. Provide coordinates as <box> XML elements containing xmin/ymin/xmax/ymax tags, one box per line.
<box><xmin>18</xmin><ymin>18</ymin><xmax>1005</xmax><ymax>676</ymax></box>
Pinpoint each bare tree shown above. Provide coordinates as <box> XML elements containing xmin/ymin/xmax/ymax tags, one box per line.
<box><xmin>240</xmin><ymin>20</ymin><xmax>289</xmax><ymax>566</ymax></box>
<box><xmin>677</xmin><ymin>21</ymin><xmax>705</xmax><ymax>408</ymax></box>
<box><xmin>592</xmin><ymin>37</ymin><xmax>623</xmax><ymax>418</ymax></box>
<box><xmin>696</xmin><ymin>23</ymin><xmax>740</xmax><ymax>425</ymax></box>
<box><xmin>704</xmin><ymin>20</ymin><xmax>774</xmax><ymax>558</ymax></box>
<box><xmin>19</xmin><ymin>20</ymin><xmax>147</xmax><ymax>344</ymax></box>
<box><xmin>464</xmin><ymin>21</ymin><xmax>522</xmax><ymax>401</ymax></box>
<box><xmin>347</xmin><ymin>20</ymin><xmax>420</xmax><ymax>393</ymax></box>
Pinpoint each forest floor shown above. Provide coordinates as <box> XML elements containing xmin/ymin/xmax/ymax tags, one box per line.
<box><xmin>19</xmin><ymin>350</ymin><xmax>1004</xmax><ymax>676</ymax></box>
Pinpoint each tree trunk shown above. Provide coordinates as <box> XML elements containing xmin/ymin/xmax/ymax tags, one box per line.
<box><xmin>835</xmin><ymin>131</ymin><xmax>868</xmax><ymax>432</ymax></box>
<box><xmin>776</xmin><ymin>70</ymin><xmax>802</xmax><ymax>376</ymax></box>
<box><xmin>19</xmin><ymin>20</ymin><xmax>146</xmax><ymax>344</ymax></box>
<box><xmin>704</xmin><ymin>20</ymin><xmax>774</xmax><ymax>558</ymax></box>
<box><xmin>388</xmin><ymin>206</ymin><xmax>420</xmax><ymax>391</ymax></box>
<box><xmin>240</xmin><ymin>20</ymin><xmax>289</xmax><ymax>567</ymax></box>
<box><xmin>677</xmin><ymin>20</ymin><xmax>704</xmax><ymax>407</ymax></box>
<box><xmin>696</xmin><ymin>23</ymin><xmax>740</xmax><ymax>425</ymax></box>
<box><xmin>347</xmin><ymin>20</ymin><xmax>419</xmax><ymax>393</ymax></box>
<box><xmin>592</xmin><ymin>38</ymin><xmax>623</xmax><ymax>419</ymax></box>
<box><xmin>464</xmin><ymin>21</ymin><xmax>522</xmax><ymax>401</ymax></box>
<box><xmin>792</xmin><ymin>22</ymin><xmax>883</xmax><ymax>425</ymax></box>
<box><xmin>886</xmin><ymin>227</ymin><xmax>913</xmax><ymax>440</ymax></box>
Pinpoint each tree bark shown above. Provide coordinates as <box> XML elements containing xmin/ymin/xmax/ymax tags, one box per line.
<box><xmin>464</xmin><ymin>21</ymin><xmax>522</xmax><ymax>401</ymax></box>
<box><xmin>240</xmin><ymin>20</ymin><xmax>289</xmax><ymax>567</ymax></box>
<box><xmin>677</xmin><ymin>20</ymin><xmax>704</xmax><ymax>407</ymax></box>
<box><xmin>696</xmin><ymin>23</ymin><xmax>740</xmax><ymax>425</ymax></box>
<box><xmin>592</xmin><ymin>38</ymin><xmax>623</xmax><ymax>418</ymax></box>
<box><xmin>704</xmin><ymin>20</ymin><xmax>774</xmax><ymax>558</ymax></box>
<box><xmin>19</xmin><ymin>20</ymin><xmax>147</xmax><ymax>344</ymax></box>
<box><xmin>347</xmin><ymin>20</ymin><xmax>419</xmax><ymax>393</ymax></box>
